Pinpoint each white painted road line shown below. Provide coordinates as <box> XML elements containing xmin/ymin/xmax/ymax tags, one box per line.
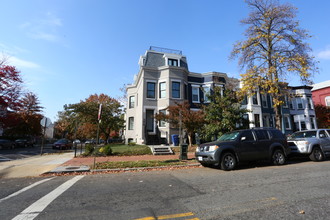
<box><xmin>0</xmin><ymin>178</ymin><xmax>55</xmax><ymax>203</ymax></box>
<box><xmin>12</xmin><ymin>175</ymin><xmax>84</xmax><ymax>220</ymax></box>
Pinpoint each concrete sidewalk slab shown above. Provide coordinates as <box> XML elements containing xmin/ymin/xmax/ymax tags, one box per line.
<box><xmin>0</xmin><ymin>153</ymin><xmax>74</xmax><ymax>179</ymax></box>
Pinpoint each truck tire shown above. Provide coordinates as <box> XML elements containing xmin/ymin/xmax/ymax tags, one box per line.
<box><xmin>309</xmin><ymin>147</ymin><xmax>324</xmax><ymax>161</ymax></box>
<box><xmin>220</xmin><ymin>152</ymin><xmax>237</xmax><ymax>171</ymax></box>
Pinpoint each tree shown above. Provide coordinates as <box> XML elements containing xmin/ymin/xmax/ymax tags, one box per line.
<box><xmin>230</xmin><ymin>0</ymin><xmax>318</xmax><ymax>129</ymax></box>
<box><xmin>202</xmin><ymin>84</ymin><xmax>250</xmax><ymax>141</ymax></box>
<box><xmin>314</xmin><ymin>104</ymin><xmax>330</xmax><ymax>128</ymax></box>
<box><xmin>155</xmin><ymin>101</ymin><xmax>205</xmax><ymax>146</ymax></box>
<box><xmin>56</xmin><ymin>94</ymin><xmax>124</xmax><ymax>141</ymax></box>
<box><xmin>0</xmin><ymin>58</ymin><xmax>22</xmax><ymax>111</ymax></box>
<box><xmin>3</xmin><ymin>92</ymin><xmax>43</xmax><ymax>136</ymax></box>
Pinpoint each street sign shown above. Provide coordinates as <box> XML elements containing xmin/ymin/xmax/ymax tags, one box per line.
<box><xmin>40</xmin><ymin>117</ymin><xmax>51</xmax><ymax>127</ymax></box>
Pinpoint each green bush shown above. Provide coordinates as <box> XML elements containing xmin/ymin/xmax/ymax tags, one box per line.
<box><xmin>83</xmin><ymin>144</ymin><xmax>94</xmax><ymax>156</ymax></box>
<box><xmin>99</xmin><ymin>145</ymin><xmax>112</xmax><ymax>156</ymax></box>
<box><xmin>128</xmin><ymin>142</ymin><xmax>136</xmax><ymax>146</ymax></box>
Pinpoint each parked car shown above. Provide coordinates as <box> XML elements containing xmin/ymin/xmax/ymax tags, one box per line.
<box><xmin>15</xmin><ymin>139</ymin><xmax>34</xmax><ymax>148</ymax></box>
<box><xmin>0</xmin><ymin>139</ymin><xmax>16</xmax><ymax>150</ymax></box>
<box><xmin>52</xmin><ymin>139</ymin><xmax>72</xmax><ymax>150</ymax></box>
<box><xmin>287</xmin><ymin>129</ymin><xmax>330</xmax><ymax>161</ymax></box>
<box><xmin>195</xmin><ymin>128</ymin><xmax>290</xmax><ymax>171</ymax></box>
<box><xmin>85</xmin><ymin>139</ymin><xmax>96</xmax><ymax>144</ymax></box>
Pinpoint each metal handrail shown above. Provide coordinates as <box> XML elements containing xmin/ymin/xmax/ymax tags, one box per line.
<box><xmin>149</xmin><ymin>46</ymin><xmax>182</xmax><ymax>55</ymax></box>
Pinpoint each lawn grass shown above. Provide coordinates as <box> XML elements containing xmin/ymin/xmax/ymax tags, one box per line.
<box><xmin>95</xmin><ymin>159</ymin><xmax>194</xmax><ymax>169</ymax></box>
<box><xmin>103</xmin><ymin>144</ymin><xmax>152</xmax><ymax>156</ymax></box>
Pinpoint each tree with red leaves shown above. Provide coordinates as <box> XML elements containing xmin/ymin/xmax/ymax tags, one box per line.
<box><xmin>0</xmin><ymin>59</ymin><xmax>23</xmax><ymax>111</ymax></box>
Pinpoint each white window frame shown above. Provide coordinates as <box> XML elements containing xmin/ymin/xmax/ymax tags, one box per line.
<box><xmin>128</xmin><ymin>117</ymin><xmax>134</xmax><ymax>130</ymax></box>
<box><xmin>203</xmin><ymin>85</ymin><xmax>211</xmax><ymax>103</ymax></box>
<box><xmin>261</xmin><ymin>94</ymin><xmax>268</xmax><ymax>108</ymax></box>
<box><xmin>129</xmin><ymin>96</ymin><xmax>135</xmax><ymax>109</ymax></box>
<box><xmin>284</xmin><ymin>115</ymin><xmax>291</xmax><ymax>130</ymax></box>
<box><xmin>326</xmin><ymin>96</ymin><xmax>330</xmax><ymax>107</ymax></box>
<box><xmin>158</xmin><ymin>109</ymin><xmax>166</xmax><ymax>128</ymax></box>
<box><xmin>159</xmin><ymin>81</ymin><xmax>166</xmax><ymax>99</ymax></box>
<box><xmin>296</xmin><ymin>97</ymin><xmax>304</xmax><ymax>109</ymax></box>
<box><xmin>192</xmin><ymin>85</ymin><xmax>200</xmax><ymax>103</ymax></box>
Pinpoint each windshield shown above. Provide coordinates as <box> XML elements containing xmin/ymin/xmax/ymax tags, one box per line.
<box><xmin>290</xmin><ymin>131</ymin><xmax>317</xmax><ymax>139</ymax></box>
<box><xmin>218</xmin><ymin>131</ymin><xmax>240</xmax><ymax>141</ymax></box>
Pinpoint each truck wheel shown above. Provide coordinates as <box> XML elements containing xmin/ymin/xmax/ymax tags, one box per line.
<box><xmin>309</xmin><ymin>147</ymin><xmax>324</xmax><ymax>161</ymax></box>
<box><xmin>220</xmin><ymin>152</ymin><xmax>237</xmax><ymax>171</ymax></box>
<box><xmin>272</xmin><ymin>149</ymin><xmax>285</xmax><ymax>165</ymax></box>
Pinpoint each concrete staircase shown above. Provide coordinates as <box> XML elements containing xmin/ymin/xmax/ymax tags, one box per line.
<box><xmin>149</xmin><ymin>145</ymin><xmax>174</xmax><ymax>155</ymax></box>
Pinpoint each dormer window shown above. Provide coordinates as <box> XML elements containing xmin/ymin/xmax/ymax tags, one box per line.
<box><xmin>168</xmin><ymin>59</ymin><xmax>178</xmax><ymax>67</ymax></box>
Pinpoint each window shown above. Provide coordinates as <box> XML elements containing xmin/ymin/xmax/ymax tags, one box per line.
<box><xmin>307</xmin><ymin>97</ymin><xmax>313</xmax><ymax>109</ymax></box>
<box><xmin>296</xmin><ymin>97</ymin><xmax>304</xmax><ymax>109</ymax></box>
<box><xmin>252</xmin><ymin>93</ymin><xmax>259</xmax><ymax>105</ymax></box>
<box><xmin>172</xmin><ymin>81</ymin><xmax>180</xmax><ymax>98</ymax></box>
<box><xmin>284</xmin><ymin>116</ymin><xmax>291</xmax><ymax>129</ymax></box>
<box><xmin>319</xmin><ymin>130</ymin><xmax>328</xmax><ymax>138</ymax></box>
<box><xmin>147</xmin><ymin>82</ymin><xmax>156</xmax><ymax>99</ymax></box>
<box><xmin>192</xmin><ymin>86</ymin><xmax>200</xmax><ymax>103</ymax></box>
<box><xmin>159</xmin><ymin>82</ymin><xmax>166</xmax><ymax>98</ymax></box>
<box><xmin>254</xmin><ymin>114</ymin><xmax>260</xmax><ymax>127</ymax></box>
<box><xmin>159</xmin><ymin>110</ymin><xmax>166</xmax><ymax>127</ymax></box>
<box><xmin>283</xmin><ymin>96</ymin><xmax>289</xmax><ymax>108</ymax></box>
<box><xmin>168</xmin><ymin>59</ymin><xmax>178</xmax><ymax>66</ymax></box>
<box><xmin>261</xmin><ymin>94</ymin><xmax>268</xmax><ymax>108</ymax></box>
<box><xmin>184</xmin><ymin>84</ymin><xmax>188</xmax><ymax>100</ymax></box>
<box><xmin>203</xmin><ymin>86</ymin><xmax>211</xmax><ymax>102</ymax></box>
<box><xmin>128</xmin><ymin>117</ymin><xmax>134</xmax><ymax>130</ymax></box>
<box><xmin>240</xmin><ymin>130</ymin><xmax>255</xmax><ymax>141</ymax></box>
<box><xmin>326</xmin><ymin>96</ymin><xmax>330</xmax><ymax>107</ymax></box>
<box><xmin>301</xmin><ymin>121</ymin><xmax>306</xmax><ymax>130</ymax></box>
<box><xmin>255</xmin><ymin>130</ymin><xmax>270</xmax><ymax>140</ymax></box>
<box><xmin>241</xmin><ymin>96</ymin><xmax>248</xmax><ymax>105</ymax></box>
<box><xmin>289</xmin><ymin>99</ymin><xmax>295</xmax><ymax>109</ymax></box>
<box><xmin>129</xmin><ymin>96</ymin><xmax>135</xmax><ymax>109</ymax></box>
<box><xmin>310</xmin><ymin>116</ymin><xmax>316</xmax><ymax>129</ymax></box>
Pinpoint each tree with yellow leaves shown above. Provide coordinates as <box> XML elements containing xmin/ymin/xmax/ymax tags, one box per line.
<box><xmin>231</xmin><ymin>0</ymin><xmax>318</xmax><ymax>129</ymax></box>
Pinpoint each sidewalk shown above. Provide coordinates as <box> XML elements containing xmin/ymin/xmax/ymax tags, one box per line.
<box><xmin>0</xmin><ymin>152</ymin><xmax>197</xmax><ymax>179</ymax></box>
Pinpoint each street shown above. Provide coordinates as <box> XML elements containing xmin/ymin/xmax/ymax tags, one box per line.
<box><xmin>1</xmin><ymin>158</ymin><xmax>330</xmax><ymax>219</ymax></box>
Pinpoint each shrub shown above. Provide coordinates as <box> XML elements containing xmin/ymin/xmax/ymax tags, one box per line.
<box><xmin>83</xmin><ymin>144</ymin><xmax>94</xmax><ymax>156</ymax></box>
<box><xmin>99</xmin><ymin>145</ymin><xmax>112</xmax><ymax>156</ymax></box>
<box><xmin>128</xmin><ymin>142</ymin><xmax>136</xmax><ymax>146</ymax></box>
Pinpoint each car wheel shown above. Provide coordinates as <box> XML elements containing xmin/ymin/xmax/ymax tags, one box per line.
<box><xmin>272</xmin><ymin>149</ymin><xmax>286</xmax><ymax>165</ymax></box>
<box><xmin>309</xmin><ymin>147</ymin><xmax>324</xmax><ymax>162</ymax></box>
<box><xmin>220</xmin><ymin>152</ymin><xmax>237</xmax><ymax>171</ymax></box>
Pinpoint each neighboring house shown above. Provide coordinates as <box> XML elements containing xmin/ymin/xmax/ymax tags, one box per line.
<box><xmin>312</xmin><ymin>80</ymin><xmax>330</xmax><ymax>107</ymax></box>
<box><xmin>242</xmin><ymin>85</ymin><xmax>317</xmax><ymax>134</ymax></box>
<box><xmin>125</xmin><ymin>46</ymin><xmax>228</xmax><ymax>145</ymax></box>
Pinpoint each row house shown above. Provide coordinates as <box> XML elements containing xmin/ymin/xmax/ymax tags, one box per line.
<box><xmin>242</xmin><ymin>85</ymin><xmax>317</xmax><ymax>134</ymax></box>
<box><xmin>125</xmin><ymin>47</ymin><xmax>227</xmax><ymax>145</ymax></box>
<box><xmin>125</xmin><ymin>47</ymin><xmax>317</xmax><ymax>144</ymax></box>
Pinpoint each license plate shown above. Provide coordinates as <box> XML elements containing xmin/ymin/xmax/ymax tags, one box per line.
<box><xmin>198</xmin><ymin>156</ymin><xmax>203</xmax><ymax>161</ymax></box>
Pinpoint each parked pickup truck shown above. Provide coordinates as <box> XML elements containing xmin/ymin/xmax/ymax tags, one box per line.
<box><xmin>288</xmin><ymin>129</ymin><xmax>330</xmax><ymax>161</ymax></box>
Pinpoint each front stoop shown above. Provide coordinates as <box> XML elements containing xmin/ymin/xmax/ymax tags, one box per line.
<box><xmin>149</xmin><ymin>145</ymin><xmax>174</xmax><ymax>155</ymax></box>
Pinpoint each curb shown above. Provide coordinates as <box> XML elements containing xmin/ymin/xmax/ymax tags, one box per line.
<box><xmin>43</xmin><ymin>163</ymin><xmax>201</xmax><ymax>176</ymax></box>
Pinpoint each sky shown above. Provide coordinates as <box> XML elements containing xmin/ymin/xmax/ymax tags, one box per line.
<box><xmin>1</xmin><ymin>0</ymin><xmax>330</xmax><ymax>122</ymax></box>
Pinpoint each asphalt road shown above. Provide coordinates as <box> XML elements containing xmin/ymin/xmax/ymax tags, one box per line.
<box><xmin>1</xmin><ymin>159</ymin><xmax>330</xmax><ymax>220</ymax></box>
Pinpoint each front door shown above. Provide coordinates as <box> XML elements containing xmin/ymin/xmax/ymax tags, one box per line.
<box><xmin>146</xmin><ymin>110</ymin><xmax>154</xmax><ymax>133</ymax></box>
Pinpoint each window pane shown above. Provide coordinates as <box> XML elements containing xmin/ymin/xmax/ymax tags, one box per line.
<box><xmin>159</xmin><ymin>110</ymin><xmax>166</xmax><ymax>127</ymax></box>
<box><xmin>128</xmin><ymin>117</ymin><xmax>134</xmax><ymax>130</ymax></box>
<box><xmin>147</xmin><ymin>82</ymin><xmax>155</xmax><ymax>98</ymax></box>
<box><xmin>129</xmin><ymin>96</ymin><xmax>135</xmax><ymax>108</ymax></box>
<box><xmin>192</xmin><ymin>87</ymin><xmax>199</xmax><ymax>102</ymax></box>
<box><xmin>159</xmin><ymin>82</ymin><xmax>166</xmax><ymax>98</ymax></box>
<box><xmin>172</xmin><ymin>82</ymin><xmax>180</xmax><ymax>98</ymax></box>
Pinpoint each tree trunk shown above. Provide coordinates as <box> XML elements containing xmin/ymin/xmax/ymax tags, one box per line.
<box><xmin>274</xmin><ymin>105</ymin><xmax>282</xmax><ymax>131</ymax></box>
<box><xmin>188</xmin><ymin>133</ymin><xmax>193</xmax><ymax>147</ymax></box>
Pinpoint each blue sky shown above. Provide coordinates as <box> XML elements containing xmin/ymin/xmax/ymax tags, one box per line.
<box><xmin>1</xmin><ymin>0</ymin><xmax>330</xmax><ymax>121</ymax></box>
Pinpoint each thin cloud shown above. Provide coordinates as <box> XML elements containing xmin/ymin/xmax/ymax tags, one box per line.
<box><xmin>8</xmin><ymin>56</ymin><xmax>40</xmax><ymax>69</ymax></box>
<box><xmin>20</xmin><ymin>12</ymin><xmax>63</xmax><ymax>42</ymax></box>
<box><xmin>317</xmin><ymin>46</ymin><xmax>330</xmax><ymax>60</ymax></box>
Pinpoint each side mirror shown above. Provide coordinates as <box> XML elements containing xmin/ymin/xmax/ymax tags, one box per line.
<box><xmin>241</xmin><ymin>136</ymin><xmax>246</xmax><ymax>141</ymax></box>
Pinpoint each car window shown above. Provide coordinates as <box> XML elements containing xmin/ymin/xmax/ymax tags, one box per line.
<box><xmin>255</xmin><ymin>130</ymin><xmax>270</xmax><ymax>140</ymax></box>
<box><xmin>240</xmin><ymin>130</ymin><xmax>255</xmax><ymax>141</ymax></box>
<box><xmin>270</xmin><ymin>130</ymin><xmax>285</xmax><ymax>139</ymax></box>
<box><xmin>218</xmin><ymin>131</ymin><xmax>240</xmax><ymax>141</ymax></box>
<box><xmin>319</xmin><ymin>130</ymin><xmax>328</xmax><ymax>138</ymax></box>
<box><xmin>291</xmin><ymin>131</ymin><xmax>317</xmax><ymax>138</ymax></box>
<box><xmin>327</xmin><ymin>130</ymin><xmax>330</xmax><ymax>136</ymax></box>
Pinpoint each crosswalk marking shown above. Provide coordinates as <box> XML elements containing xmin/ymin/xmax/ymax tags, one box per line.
<box><xmin>0</xmin><ymin>178</ymin><xmax>55</xmax><ymax>203</ymax></box>
<box><xmin>12</xmin><ymin>175</ymin><xmax>84</xmax><ymax>220</ymax></box>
